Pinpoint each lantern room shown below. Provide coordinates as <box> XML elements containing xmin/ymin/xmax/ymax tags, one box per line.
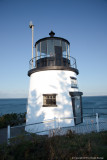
<box><xmin>28</xmin><ymin>31</ymin><xmax>78</xmax><ymax>76</ymax></box>
<box><xmin>35</xmin><ymin>31</ymin><xmax>70</xmax><ymax>67</ymax></box>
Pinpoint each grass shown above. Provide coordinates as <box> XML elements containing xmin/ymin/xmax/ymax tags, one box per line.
<box><xmin>0</xmin><ymin>131</ymin><xmax>106</xmax><ymax>160</ymax></box>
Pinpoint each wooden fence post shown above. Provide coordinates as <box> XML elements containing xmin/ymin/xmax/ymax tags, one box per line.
<box><xmin>7</xmin><ymin>125</ymin><xmax>10</xmax><ymax>144</ymax></box>
<box><xmin>96</xmin><ymin>113</ymin><xmax>99</xmax><ymax>132</ymax></box>
<box><xmin>58</xmin><ymin>118</ymin><xmax>60</xmax><ymax>129</ymax></box>
<box><xmin>54</xmin><ymin>117</ymin><xmax>56</xmax><ymax>129</ymax></box>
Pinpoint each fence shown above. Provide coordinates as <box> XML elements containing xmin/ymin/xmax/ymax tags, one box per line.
<box><xmin>5</xmin><ymin>113</ymin><xmax>107</xmax><ymax>144</ymax></box>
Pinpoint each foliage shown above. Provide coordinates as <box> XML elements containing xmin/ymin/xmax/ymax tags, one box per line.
<box><xmin>0</xmin><ymin>113</ymin><xmax>26</xmax><ymax>128</ymax></box>
<box><xmin>0</xmin><ymin>131</ymin><xmax>107</xmax><ymax>160</ymax></box>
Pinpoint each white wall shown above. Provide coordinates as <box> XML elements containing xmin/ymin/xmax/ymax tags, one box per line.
<box><xmin>25</xmin><ymin>70</ymin><xmax>79</xmax><ymax>134</ymax></box>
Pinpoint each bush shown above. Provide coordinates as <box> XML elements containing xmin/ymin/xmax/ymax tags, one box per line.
<box><xmin>0</xmin><ymin>113</ymin><xmax>26</xmax><ymax>128</ymax></box>
<box><xmin>0</xmin><ymin>131</ymin><xmax>107</xmax><ymax>160</ymax></box>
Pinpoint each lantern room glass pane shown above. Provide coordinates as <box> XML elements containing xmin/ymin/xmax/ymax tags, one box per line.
<box><xmin>47</xmin><ymin>39</ymin><xmax>54</xmax><ymax>57</ymax></box>
<box><xmin>41</xmin><ymin>40</ymin><xmax>47</xmax><ymax>57</ymax></box>
<box><xmin>54</xmin><ymin>39</ymin><xmax>61</xmax><ymax>46</ymax></box>
<box><xmin>62</xmin><ymin>41</ymin><xmax>66</xmax><ymax>56</ymax></box>
<box><xmin>36</xmin><ymin>43</ymin><xmax>40</xmax><ymax>59</ymax></box>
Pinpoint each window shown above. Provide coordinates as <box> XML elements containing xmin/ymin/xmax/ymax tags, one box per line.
<box><xmin>70</xmin><ymin>77</ymin><xmax>78</xmax><ymax>88</ymax></box>
<box><xmin>43</xmin><ymin>94</ymin><xmax>57</xmax><ymax>107</ymax></box>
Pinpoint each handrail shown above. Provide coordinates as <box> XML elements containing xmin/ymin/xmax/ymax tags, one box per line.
<box><xmin>29</xmin><ymin>55</ymin><xmax>77</xmax><ymax>70</ymax></box>
<box><xmin>10</xmin><ymin>114</ymin><xmax>101</xmax><ymax>129</ymax></box>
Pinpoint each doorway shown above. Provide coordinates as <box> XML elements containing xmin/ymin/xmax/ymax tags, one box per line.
<box><xmin>69</xmin><ymin>92</ymin><xmax>83</xmax><ymax>125</ymax></box>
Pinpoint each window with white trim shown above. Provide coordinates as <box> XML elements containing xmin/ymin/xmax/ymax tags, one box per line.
<box><xmin>70</xmin><ymin>77</ymin><xmax>78</xmax><ymax>88</ymax></box>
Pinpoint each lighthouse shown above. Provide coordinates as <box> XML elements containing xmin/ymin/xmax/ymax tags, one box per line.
<box><xmin>26</xmin><ymin>28</ymin><xmax>83</xmax><ymax>134</ymax></box>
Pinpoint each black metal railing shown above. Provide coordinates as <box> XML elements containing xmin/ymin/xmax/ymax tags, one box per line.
<box><xmin>29</xmin><ymin>55</ymin><xmax>77</xmax><ymax>70</ymax></box>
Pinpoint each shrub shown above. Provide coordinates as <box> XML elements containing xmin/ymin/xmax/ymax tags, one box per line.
<box><xmin>0</xmin><ymin>112</ymin><xmax>26</xmax><ymax>128</ymax></box>
<box><xmin>0</xmin><ymin>131</ymin><xmax>107</xmax><ymax>160</ymax></box>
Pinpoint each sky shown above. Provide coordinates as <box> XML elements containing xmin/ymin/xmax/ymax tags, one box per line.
<box><xmin>0</xmin><ymin>0</ymin><xmax>107</xmax><ymax>98</ymax></box>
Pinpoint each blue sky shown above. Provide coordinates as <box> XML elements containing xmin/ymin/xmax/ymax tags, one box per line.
<box><xmin>0</xmin><ymin>0</ymin><xmax>107</xmax><ymax>98</ymax></box>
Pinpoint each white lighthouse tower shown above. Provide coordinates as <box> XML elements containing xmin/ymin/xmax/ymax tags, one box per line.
<box><xmin>26</xmin><ymin>28</ymin><xmax>83</xmax><ymax>134</ymax></box>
